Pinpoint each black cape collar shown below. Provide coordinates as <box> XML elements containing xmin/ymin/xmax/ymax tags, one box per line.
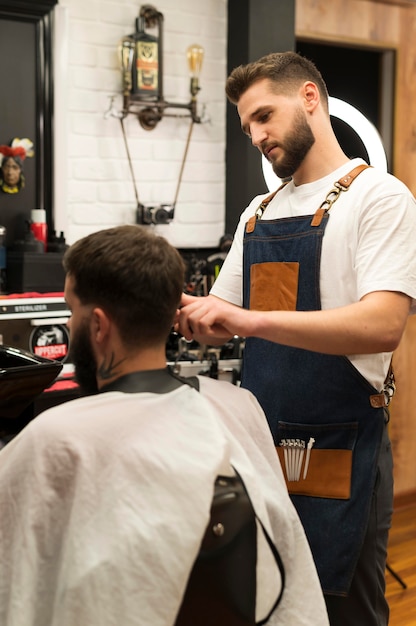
<box><xmin>100</xmin><ymin>366</ymin><xmax>199</xmax><ymax>395</ymax></box>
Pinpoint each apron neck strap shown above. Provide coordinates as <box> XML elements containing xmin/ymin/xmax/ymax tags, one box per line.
<box><xmin>246</xmin><ymin>164</ymin><xmax>371</xmax><ymax>233</ymax></box>
<box><xmin>311</xmin><ymin>164</ymin><xmax>371</xmax><ymax>226</ymax></box>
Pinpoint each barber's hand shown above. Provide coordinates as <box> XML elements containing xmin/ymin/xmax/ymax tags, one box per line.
<box><xmin>176</xmin><ymin>293</ymin><xmax>243</xmax><ymax>343</ymax></box>
<box><xmin>173</xmin><ymin>294</ymin><xmax>198</xmax><ymax>339</ymax></box>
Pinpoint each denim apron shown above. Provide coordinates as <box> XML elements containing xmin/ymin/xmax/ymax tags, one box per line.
<box><xmin>241</xmin><ymin>165</ymin><xmax>387</xmax><ymax>595</ymax></box>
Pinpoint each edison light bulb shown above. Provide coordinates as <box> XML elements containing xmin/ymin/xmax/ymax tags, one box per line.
<box><xmin>187</xmin><ymin>44</ymin><xmax>204</xmax><ymax>97</ymax></box>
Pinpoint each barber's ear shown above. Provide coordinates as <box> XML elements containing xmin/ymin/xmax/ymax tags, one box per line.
<box><xmin>302</xmin><ymin>81</ymin><xmax>320</xmax><ymax>112</ymax></box>
<box><xmin>90</xmin><ymin>307</ymin><xmax>111</xmax><ymax>344</ymax></box>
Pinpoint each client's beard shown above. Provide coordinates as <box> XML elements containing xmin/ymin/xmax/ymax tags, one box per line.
<box><xmin>69</xmin><ymin>320</ymin><xmax>99</xmax><ymax>396</ymax></box>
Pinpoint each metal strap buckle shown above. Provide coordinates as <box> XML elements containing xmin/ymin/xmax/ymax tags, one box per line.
<box><xmin>318</xmin><ymin>182</ymin><xmax>346</xmax><ymax>213</ymax></box>
<box><xmin>383</xmin><ymin>380</ymin><xmax>396</xmax><ymax>407</ymax></box>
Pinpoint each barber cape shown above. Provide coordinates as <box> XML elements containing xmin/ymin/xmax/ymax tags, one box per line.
<box><xmin>0</xmin><ymin>378</ymin><xmax>328</xmax><ymax>626</ymax></box>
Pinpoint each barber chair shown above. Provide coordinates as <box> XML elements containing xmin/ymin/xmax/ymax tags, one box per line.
<box><xmin>0</xmin><ymin>344</ymin><xmax>62</xmax><ymax>444</ymax></box>
<box><xmin>175</xmin><ymin>473</ymin><xmax>284</xmax><ymax>626</ymax></box>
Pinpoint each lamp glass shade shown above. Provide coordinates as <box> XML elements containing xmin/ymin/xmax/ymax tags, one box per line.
<box><xmin>187</xmin><ymin>44</ymin><xmax>204</xmax><ymax>78</ymax></box>
<box><xmin>119</xmin><ymin>36</ymin><xmax>135</xmax><ymax>73</ymax></box>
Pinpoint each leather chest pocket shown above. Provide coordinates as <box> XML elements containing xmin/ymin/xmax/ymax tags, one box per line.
<box><xmin>249</xmin><ymin>262</ymin><xmax>299</xmax><ymax>311</ymax></box>
<box><xmin>276</xmin><ymin>421</ymin><xmax>358</xmax><ymax>500</ymax></box>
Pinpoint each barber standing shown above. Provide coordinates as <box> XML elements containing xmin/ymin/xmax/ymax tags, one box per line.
<box><xmin>178</xmin><ymin>51</ymin><xmax>416</xmax><ymax>626</ymax></box>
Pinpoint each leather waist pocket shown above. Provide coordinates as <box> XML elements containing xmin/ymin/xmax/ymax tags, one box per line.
<box><xmin>276</xmin><ymin>421</ymin><xmax>358</xmax><ymax>500</ymax></box>
<box><xmin>276</xmin><ymin>447</ymin><xmax>352</xmax><ymax>499</ymax></box>
<box><xmin>250</xmin><ymin>261</ymin><xmax>299</xmax><ymax>311</ymax></box>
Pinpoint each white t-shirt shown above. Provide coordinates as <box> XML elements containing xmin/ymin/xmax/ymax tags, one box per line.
<box><xmin>211</xmin><ymin>158</ymin><xmax>416</xmax><ymax>390</ymax></box>
<box><xmin>0</xmin><ymin>377</ymin><xmax>329</xmax><ymax>626</ymax></box>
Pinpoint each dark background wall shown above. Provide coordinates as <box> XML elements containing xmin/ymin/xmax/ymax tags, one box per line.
<box><xmin>0</xmin><ymin>18</ymin><xmax>37</xmax><ymax>245</ymax></box>
<box><xmin>226</xmin><ymin>0</ymin><xmax>296</xmax><ymax>234</ymax></box>
<box><xmin>0</xmin><ymin>0</ymin><xmax>57</xmax><ymax>247</ymax></box>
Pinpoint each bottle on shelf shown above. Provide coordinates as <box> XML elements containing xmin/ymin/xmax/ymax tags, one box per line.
<box><xmin>30</xmin><ymin>209</ymin><xmax>48</xmax><ymax>252</ymax></box>
<box><xmin>131</xmin><ymin>16</ymin><xmax>160</xmax><ymax>100</ymax></box>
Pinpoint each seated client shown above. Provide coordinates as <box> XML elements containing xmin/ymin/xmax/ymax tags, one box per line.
<box><xmin>0</xmin><ymin>225</ymin><xmax>328</xmax><ymax>625</ymax></box>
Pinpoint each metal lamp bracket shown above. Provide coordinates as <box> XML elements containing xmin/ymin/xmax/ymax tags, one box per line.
<box><xmin>118</xmin><ymin>4</ymin><xmax>205</xmax><ymax>130</ymax></box>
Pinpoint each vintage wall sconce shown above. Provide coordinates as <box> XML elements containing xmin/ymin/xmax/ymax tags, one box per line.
<box><xmin>118</xmin><ymin>4</ymin><xmax>204</xmax><ymax>130</ymax></box>
<box><xmin>104</xmin><ymin>4</ymin><xmax>206</xmax><ymax>225</ymax></box>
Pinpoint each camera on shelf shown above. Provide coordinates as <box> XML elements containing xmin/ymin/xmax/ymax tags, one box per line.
<box><xmin>136</xmin><ymin>202</ymin><xmax>175</xmax><ymax>225</ymax></box>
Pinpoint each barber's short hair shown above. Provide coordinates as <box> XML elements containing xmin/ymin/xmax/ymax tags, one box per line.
<box><xmin>225</xmin><ymin>51</ymin><xmax>329</xmax><ymax>111</ymax></box>
<box><xmin>63</xmin><ymin>225</ymin><xmax>185</xmax><ymax>347</ymax></box>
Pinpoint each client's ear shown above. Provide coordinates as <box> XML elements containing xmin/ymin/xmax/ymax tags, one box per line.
<box><xmin>90</xmin><ymin>307</ymin><xmax>111</xmax><ymax>346</ymax></box>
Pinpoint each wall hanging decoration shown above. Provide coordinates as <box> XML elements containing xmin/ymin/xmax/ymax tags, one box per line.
<box><xmin>116</xmin><ymin>3</ymin><xmax>205</xmax><ymax>130</ymax></box>
<box><xmin>105</xmin><ymin>4</ymin><xmax>207</xmax><ymax>226</ymax></box>
<box><xmin>0</xmin><ymin>138</ymin><xmax>34</xmax><ymax>194</ymax></box>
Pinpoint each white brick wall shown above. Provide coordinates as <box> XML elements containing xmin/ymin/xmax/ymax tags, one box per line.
<box><xmin>53</xmin><ymin>0</ymin><xmax>227</xmax><ymax>248</ymax></box>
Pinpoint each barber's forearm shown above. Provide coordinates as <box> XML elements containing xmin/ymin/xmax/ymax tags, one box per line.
<box><xmin>179</xmin><ymin>291</ymin><xmax>411</xmax><ymax>355</ymax></box>
<box><xmin>242</xmin><ymin>292</ymin><xmax>411</xmax><ymax>355</ymax></box>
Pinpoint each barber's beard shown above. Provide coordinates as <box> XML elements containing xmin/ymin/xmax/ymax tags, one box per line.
<box><xmin>69</xmin><ymin>320</ymin><xmax>99</xmax><ymax>396</ymax></box>
<box><xmin>270</xmin><ymin>108</ymin><xmax>315</xmax><ymax>180</ymax></box>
